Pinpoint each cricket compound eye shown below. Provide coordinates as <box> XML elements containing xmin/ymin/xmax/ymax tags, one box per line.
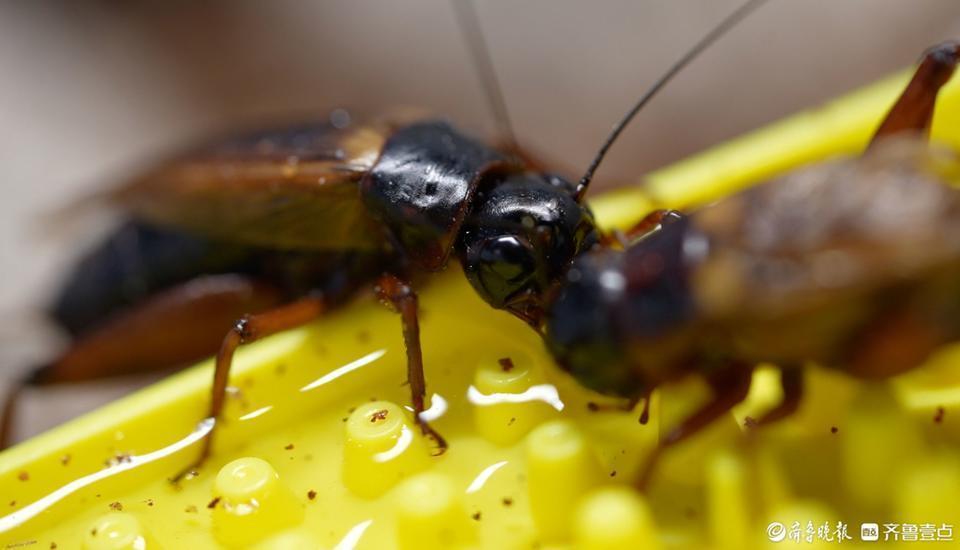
<box><xmin>463</xmin><ymin>235</ymin><xmax>538</xmax><ymax>309</ymax></box>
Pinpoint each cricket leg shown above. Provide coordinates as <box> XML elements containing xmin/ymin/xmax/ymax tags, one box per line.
<box><xmin>603</xmin><ymin>209</ymin><xmax>686</xmax><ymax>248</ymax></box>
<box><xmin>0</xmin><ymin>381</ymin><xmax>25</xmax><ymax>450</ymax></box>
<box><xmin>870</xmin><ymin>41</ymin><xmax>960</xmax><ymax>146</ymax></box>
<box><xmin>586</xmin><ymin>388</ymin><xmax>653</xmax><ymax>425</ymax></box>
<box><xmin>637</xmin><ymin>365</ymin><xmax>753</xmax><ymax>490</ymax></box>
<box><xmin>0</xmin><ymin>275</ymin><xmax>284</xmax><ymax>450</ymax></box>
<box><xmin>175</xmin><ymin>295</ymin><xmax>326</xmax><ymax>480</ymax></box>
<box><xmin>639</xmin><ymin>389</ymin><xmax>653</xmax><ymax>425</ymax></box>
<box><xmin>586</xmin><ymin>395</ymin><xmax>641</xmax><ymax>413</ymax></box>
<box><xmin>374</xmin><ymin>274</ymin><xmax>447</xmax><ymax>454</ymax></box>
<box><xmin>752</xmin><ymin>366</ymin><xmax>803</xmax><ymax>427</ymax></box>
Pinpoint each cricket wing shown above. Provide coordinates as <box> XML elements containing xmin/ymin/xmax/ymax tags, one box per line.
<box><xmin>110</xmin><ymin>121</ymin><xmax>391</xmax><ymax>251</ymax></box>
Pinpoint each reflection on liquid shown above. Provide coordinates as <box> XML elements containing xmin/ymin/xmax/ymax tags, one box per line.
<box><xmin>372</xmin><ymin>425</ymin><xmax>414</xmax><ymax>463</ymax></box>
<box><xmin>0</xmin><ymin>418</ymin><xmax>215</xmax><ymax>534</ymax></box>
<box><xmin>333</xmin><ymin>518</ymin><xmax>373</xmax><ymax>550</ymax></box>
<box><xmin>416</xmin><ymin>393</ymin><xmax>448</xmax><ymax>423</ymax></box>
<box><xmin>238</xmin><ymin>405</ymin><xmax>273</xmax><ymax>421</ymax></box>
<box><xmin>300</xmin><ymin>349</ymin><xmax>388</xmax><ymax>393</ymax></box>
<box><xmin>466</xmin><ymin>384</ymin><xmax>565</xmax><ymax>411</ymax></box>
<box><xmin>466</xmin><ymin>460</ymin><xmax>508</xmax><ymax>493</ymax></box>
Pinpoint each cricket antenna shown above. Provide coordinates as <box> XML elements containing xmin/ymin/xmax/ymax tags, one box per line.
<box><xmin>575</xmin><ymin>0</ymin><xmax>769</xmax><ymax>202</ymax></box>
<box><xmin>452</xmin><ymin>0</ymin><xmax>518</xmax><ymax>151</ymax></box>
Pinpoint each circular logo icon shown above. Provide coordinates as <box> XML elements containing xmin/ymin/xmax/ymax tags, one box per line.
<box><xmin>767</xmin><ymin>522</ymin><xmax>787</xmax><ymax>542</ymax></box>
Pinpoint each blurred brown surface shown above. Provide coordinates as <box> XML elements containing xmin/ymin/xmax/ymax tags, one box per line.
<box><xmin>2</xmin><ymin>0</ymin><xmax>960</xmax><ymax>440</ymax></box>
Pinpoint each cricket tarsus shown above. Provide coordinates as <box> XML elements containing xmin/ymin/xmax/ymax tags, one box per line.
<box><xmin>639</xmin><ymin>391</ymin><xmax>652</xmax><ymax>425</ymax></box>
<box><xmin>375</xmin><ymin>273</ymin><xmax>448</xmax><ymax>454</ymax></box>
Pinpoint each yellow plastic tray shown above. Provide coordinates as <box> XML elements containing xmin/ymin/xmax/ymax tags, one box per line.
<box><xmin>2</xmin><ymin>69</ymin><xmax>960</xmax><ymax>549</ymax></box>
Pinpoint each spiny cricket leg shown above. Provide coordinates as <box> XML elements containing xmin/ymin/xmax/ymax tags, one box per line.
<box><xmin>871</xmin><ymin>41</ymin><xmax>960</xmax><ymax>146</ymax></box>
<box><xmin>375</xmin><ymin>273</ymin><xmax>447</xmax><ymax>454</ymax></box>
<box><xmin>175</xmin><ymin>295</ymin><xmax>326</xmax><ymax>480</ymax></box>
<box><xmin>637</xmin><ymin>365</ymin><xmax>752</xmax><ymax>490</ymax></box>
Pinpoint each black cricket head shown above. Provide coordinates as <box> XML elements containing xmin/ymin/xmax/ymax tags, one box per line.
<box><xmin>457</xmin><ymin>173</ymin><xmax>600</xmax><ymax>327</ymax></box>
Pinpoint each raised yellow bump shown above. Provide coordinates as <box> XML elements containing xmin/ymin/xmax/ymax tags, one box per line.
<box><xmin>342</xmin><ymin>401</ymin><xmax>430</xmax><ymax>498</ymax></box>
<box><xmin>896</xmin><ymin>453</ymin><xmax>960</xmax><ymax>527</ymax></box>
<box><xmin>525</xmin><ymin>420</ymin><xmax>600</xmax><ymax>541</ymax></box>
<box><xmin>393</xmin><ymin>472</ymin><xmax>472</xmax><ymax>550</ymax></box>
<box><xmin>211</xmin><ymin>457</ymin><xmax>303</xmax><ymax>547</ymax></box>
<box><xmin>655</xmin><ymin>377</ymin><xmax>742</xmax><ymax>487</ymax></box>
<box><xmin>215</xmin><ymin>456</ymin><xmax>277</xmax><ymax>503</ymax></box>
<box><xmin>706</xmin><ymin>448</ymin><xmax>750</xmax><ymax>550</ymax></box>
<box><xmin>472</xmin><ymin>354</ymin><xmax>555</xmax><ymax>445</ymax></box>
<box><xmin>573</xmin><ymin>487</ymin><xmax>659</xmax><ymax>550</ymax></box>
<box><xmin>250</xmin><ymin>528</ymin><xmax>320</xmax><ymax>550</ymax></box>
<box><xmin>842</xmin><ymin>384</ymin><xmax>925</xmax><ymax>511</ymax></box>
<box><xmin>83</xmin><ymin>512</ymin><xmax>149</xmax><ymax>550</ymax></box>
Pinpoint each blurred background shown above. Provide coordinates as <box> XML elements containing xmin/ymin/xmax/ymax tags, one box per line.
<box><xmin>2</xmin><ymin>0</ymin><xmax>960</xmax><ymax>440</ymax></box>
